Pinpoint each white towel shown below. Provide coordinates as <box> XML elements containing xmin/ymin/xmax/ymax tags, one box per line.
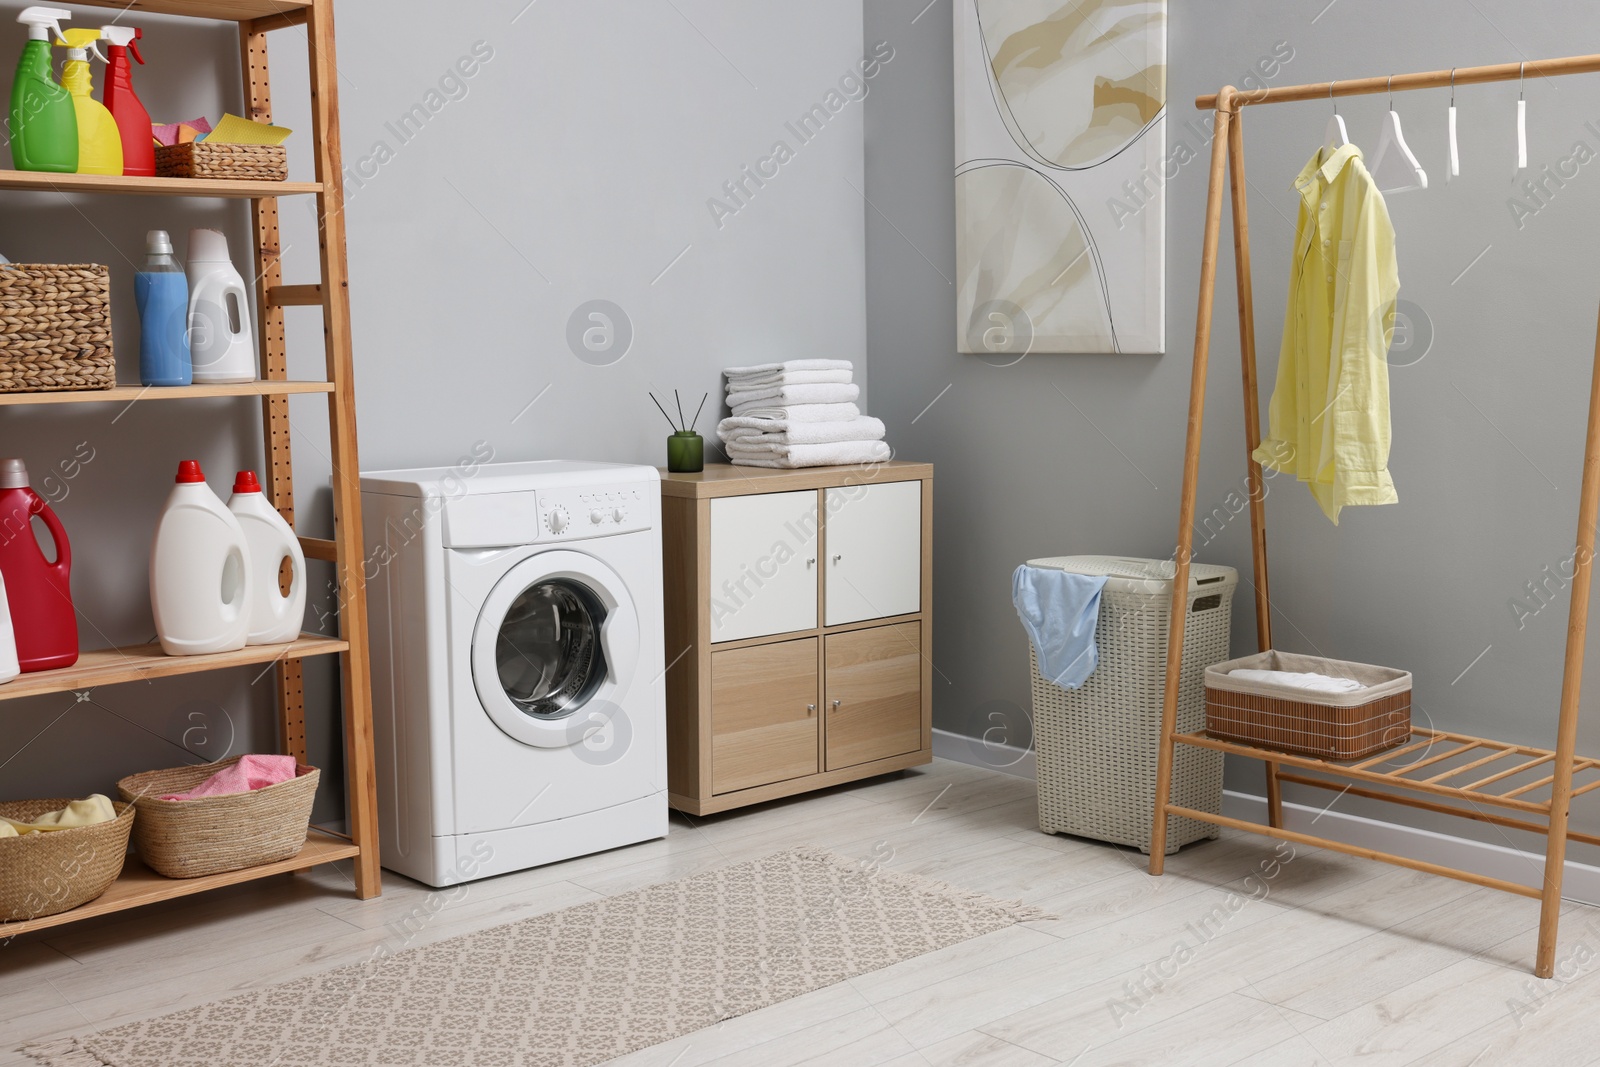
<box><xmin>719</xmin><ymin>415</ymin><xmax>886</xmax><ymax>446</ymax></box>
<box><xmin>724</xmin><ymin>369</ymin><xmax>854</xmax><ymax>389</ymax></box>
<box><xmin>726</xmin><ymin>439</ymin><xmax>892</xmax><ymax>469</ymax></box>
<box><xmin>728</xmin><ymin>382</ymin><xmax>860</xmax><ymax>411</ymax></box>
<box><xmin>1227</xmin><ymin>668</ymin><xmax>1365</xmax><ymax>694</ymax></box>
<box><xmin>733</xmin><ymin>403</ymin><xmax>861</xmax><ymax>423</ymax></box>
<box><xmin>724</xmin><ymin>359</ymin><xmax>854</xmax><ymax>377</ymax></box>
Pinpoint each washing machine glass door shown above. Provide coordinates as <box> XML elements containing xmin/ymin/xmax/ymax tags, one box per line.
<box><xmin>472</xmin><ymin>550</ymin><xmax>639</xmax><ymax>749</ymax></box>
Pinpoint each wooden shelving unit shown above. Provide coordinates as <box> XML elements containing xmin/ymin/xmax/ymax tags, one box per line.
<box><xmin>0</xmin><ymin>0</ymin><xmax>382</xmax><ymax>936</ymax></box>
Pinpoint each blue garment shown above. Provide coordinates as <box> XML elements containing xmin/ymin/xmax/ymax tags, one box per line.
<box><xmin>1012</xmin><ymin>565</ymin><xmax>1107</xmax><ymax>689</ymax></box>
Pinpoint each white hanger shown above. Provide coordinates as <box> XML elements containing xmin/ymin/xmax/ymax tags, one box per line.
<box><xmin>1516</xmin><ymin>62</ymin><xmax>1528</xmax><ymax>171</ymax></box>
<box><xmin>1371</xmin><ymin>76</ymin><xmax>1429</xmax><ymax>193</ymax></box>
<box><xmin>1447</xmin><ymin>68</ymin><xmax>1460</xmax><ymax>180</ymax></box>
<box><xmin>1324</xmin><ymin>80</ymin><xmax>1350</xmax><ymax>151</ymax></box>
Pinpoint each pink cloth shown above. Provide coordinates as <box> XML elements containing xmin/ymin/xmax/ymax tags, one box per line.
<box><xmin>160</xmin><ymin>754</ymin><xmax>297</xmax><ymax>801</ymax></box>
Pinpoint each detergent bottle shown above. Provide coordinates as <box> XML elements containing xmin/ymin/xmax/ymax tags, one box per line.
<box><xmin>8</xmin><ymin>7</ymin><xmax>77</xmax><ymax>172</ymax></box>
<box><xmin>227</xmin><ymin>471</ymin><xmax>306</xmax><ymax>645</ymax></box>
<box><xmin>186</xmin><ymin>229</ymin><xmax>257</xmax><ymax>384</ymax></box>
<box><xmin>136</xmin><ymin>230</ymin><xmax>192</xmax><ymax>386</ymax></box>
<box><xmin>100</xmin><ymin>26</ymin><xmax>153</xmax><ymax>177</ymax></box>
<box><xmin>0</xmin><ymin>574</ymin><xmax>19</xmax><ymax>684</ymax></box>
<box><xmin>150</xmin><ymin>460</ymin><xmax>253</xmax><ymax>656</ymax></box>
<box><xmin>0</xmin><ymin>458</ymin><xmax>78</xmax><ymax>672</ymax></box>
<box><xmin>56</xmin><ymin>28</ymin><xmax>122</xmax><ymax>176</ymax></box>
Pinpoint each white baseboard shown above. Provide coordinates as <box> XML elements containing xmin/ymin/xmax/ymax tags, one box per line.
<box><xmin>932</xmin><ymin>728</ymin><xmax>1600</xmax><ymax>906</ymax></box>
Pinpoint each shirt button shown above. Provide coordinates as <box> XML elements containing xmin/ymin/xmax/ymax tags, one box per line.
<box><xmin>1326</xmin><ymin>275</ymin><xmax>1333</xmax><ymax>282</ymax></box>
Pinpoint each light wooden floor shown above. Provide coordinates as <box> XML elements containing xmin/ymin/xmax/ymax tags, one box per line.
<box><xmin>4</xmin><ymin>758</ymin><xmax>1600</xmax><ymax>1066</ymax></box>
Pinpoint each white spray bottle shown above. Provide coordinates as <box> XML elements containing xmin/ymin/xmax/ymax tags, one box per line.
<box><xmin>186</xmin><ymin>228</ymin><xmax>256</xmax><ymax>384</ymax></box>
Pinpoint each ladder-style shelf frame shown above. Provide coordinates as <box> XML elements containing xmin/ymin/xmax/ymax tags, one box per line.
<box><xmin>1150</xmin><ymin>53</ymin><xmax>1600</xmax><ymax>979</ymax></box>
<box><xmin>0</xmin><ymin>0</ymin><xmax>380</xmax><ymax>939</ymax></box>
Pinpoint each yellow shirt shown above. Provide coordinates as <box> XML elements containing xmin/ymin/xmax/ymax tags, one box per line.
<box><xmin>1253</xmin><ymin>143</ymin><xmax>1400</xmax><ymax>524</ymax></box>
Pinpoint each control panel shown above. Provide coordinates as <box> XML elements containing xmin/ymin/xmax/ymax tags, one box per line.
<box><xmin>539</xmin><ymin>485</ymin><xmax>653</xmax><ymax>541</ymax></box>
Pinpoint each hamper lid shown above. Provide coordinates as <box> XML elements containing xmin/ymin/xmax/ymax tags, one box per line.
<box><xmin>1025</xmin><ymin>555</ymin><xmax>1238</xmax><ymax>596</ymax></box>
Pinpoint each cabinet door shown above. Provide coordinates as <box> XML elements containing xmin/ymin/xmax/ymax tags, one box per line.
<box><xmin>824</xmin><ymin>622</ymin><xmax>923</xmax><ymax>770</ymax></box>
<box><xmin>824</xmin><ymin>481</ymin><xmax>922</xmax><ymax>626</ymax></box>
<box><xmin>712</xmin><ymin>638</ymin><xmax>820</xmax><ymax>794</ymax></box>
<box><xmin>710</xmin><ymin>491</ymin><xmax>818</xmax><ymax>642</ymax></box>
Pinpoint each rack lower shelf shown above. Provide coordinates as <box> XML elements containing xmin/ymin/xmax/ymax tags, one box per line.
<box><xmin>0</xmin><ymin>634</ymin><xmax>348</xmax><ymax>702</ymax></box>
<box><xmin>0</xmin><ymin>831</ymin><xmax>359</xmax><ymax>939</ymax></box>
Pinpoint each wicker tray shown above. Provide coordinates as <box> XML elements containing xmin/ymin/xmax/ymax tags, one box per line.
<box><xmin>1205</xmin><ymin>650</ymin><xmax>1413</xmax><ymax>761</ymax></box>
<box><xmin>0</xmin><ymin>799</ymin><xmax>134</xmax><ymax>922</ymax></box>
<box><xmin>155</xmin><ymin>141</ymin><xmax>287</xmax><ymax>182</ymax></box>
<box><xmin>117</xmin><ymin>757</ymin><xmax>318</xmax><ymax>878</ymax></box>
<box><xmin>0</xmin><ymin>263</ymin><xmax>115</xmax><ymax>393</ymax></box>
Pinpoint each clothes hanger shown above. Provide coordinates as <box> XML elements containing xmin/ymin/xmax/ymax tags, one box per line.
<box><xmin>1447</xmin><ymin>68</ymin><xmax>1460</xmax><ymax>180</ymax></box>
<box><xmin>1371</xmin><ymin>75</ymin><xmax>1429</xmax><ymax>193</ymax></box>
<box><xmin>1323</xmin><ymin>80</ymin><xmax>1350</xmax><ymax>151</ymax></box>
<box><xmin>1517</xmin><ymin>62</ymin><xmax>1528</xmax><ymax>171</ymax></box>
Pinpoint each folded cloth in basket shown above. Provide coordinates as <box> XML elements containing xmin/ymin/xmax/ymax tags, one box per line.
<box><xmin>731</xmin><ymin>402</ymin><xmax>860</xmax><ymax>423</ymax></box>
<box><xmin>1226</xmin><ymin>668</ymin><xmax>1364</xmax><ymax>693</ymax></box>
<box><xmin>0</xmin><ymin>794</ymin><xmax>117</xmax><ymax>836</ymax></box>
<box><xmin>727</xmin><ymin>382</ymin><xmax>860</xmax><ymax>411</ymax></box>
<box><xmin>1011</xmin><ymin>565</ymin><xmax>1107</xmax><ymax>689</ymax></box>
<box><xmin>719</xmin><ymin>415</ymin><xmax>886</xmax><ymax>447</ymax></box>
<box><xmin>159</xmin><ymin>753</ymin><xmax>297</xmax><ymax>801</ymax></box>
<box><xmin>725</xmin><ymin>439</ymin><xmax>891</xmax><ymax>468</ymax></box>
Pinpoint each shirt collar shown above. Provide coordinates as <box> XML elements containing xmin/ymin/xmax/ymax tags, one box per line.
<box><xmin>1294</xmin><ymin>143</ymin><xmax>1364</xmax><ymax>192</ymax></box>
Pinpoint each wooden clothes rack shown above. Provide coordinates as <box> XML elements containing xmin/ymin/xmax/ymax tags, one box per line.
<box><xmin>1149</xmin><ymin>54</ymin><xmax>1600</xmax><ymax>979</ymax></box>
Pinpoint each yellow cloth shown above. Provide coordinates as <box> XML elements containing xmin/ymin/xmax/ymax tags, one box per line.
<box><xmin>0</xmin><ymin>794</ymin><xmax>117</xmax><ymax>835</ymax></box>
<box><xmin>0</xmin><ymin>822</ymin><xmax>14</xmax><ymax>838</ymax></box>
<box><xmin>1253</xmin><ymin>143</ymin><xmax>1400</xmax><ymax>524</ymax></box>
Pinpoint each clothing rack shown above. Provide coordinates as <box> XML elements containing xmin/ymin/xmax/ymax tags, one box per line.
<box><xmin>1150</xmin><ymin>53</ymin><xmax>1600</xmax><ymax>979</ymax></box>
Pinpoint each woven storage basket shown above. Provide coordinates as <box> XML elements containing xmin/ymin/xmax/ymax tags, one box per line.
<box><xmin>116</xmin><ymin>757</ymin><xmax>318</xmax><ymax>878</ymax></box>
<box><xmin>155</xmin><ymin>142</ymin><xmax>287</xmax><ymax>181</ymax></box>
<box><xmin>1026</xmin><ymin>556</ymin><xmax>1237</xmax><ymax>854</ymax></box>
<box><xmin>1205</xmin><ymin>650</ymin><xmax>1412</xmax><ymax>761</ymax></box>
<box><xmin>0</xmin><ymin>799</ymin><xmax>134</xmax><ymax>922</ymax></box>
<box><xmin>0</xmin><ymin>263</ymin><xmax>115</xmax><ymax>393</ymax></box>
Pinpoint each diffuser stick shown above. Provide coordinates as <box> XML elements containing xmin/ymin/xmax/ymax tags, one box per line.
<box><xmin>689</xmin><ymin>391</ymin><xmax>708</xmax><ymax>432</ymax></box>
<box><xmin>674</xmin><ymin>389</ymin><xmax>686</xmax><ymax>431</ymax></box>
<box><xmin>649</xmin><ymin>392</ymin><xmax>680</xmax><ymax>432</ymax></box>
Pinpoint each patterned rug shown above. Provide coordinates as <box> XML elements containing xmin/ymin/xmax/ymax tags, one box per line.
<box><xmin>23</xmin><ymin>846</ymin><xmax>1048</xmax><ymax>1067</ymax></box>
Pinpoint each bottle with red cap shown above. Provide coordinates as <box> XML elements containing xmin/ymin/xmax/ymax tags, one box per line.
<box><xmin>0</xmin><ymin>457</ymin><xmax>77</xmax><ymax>672</ymax></box>
<box><xmin>150</xmin><ymin>459</ymin><xmax>253</xmax><ymax>656</ymax></box>
<box><xmin>227</xmin><ymin>469</ymin><xmax>306</xmax><ymax>645</ymax></box>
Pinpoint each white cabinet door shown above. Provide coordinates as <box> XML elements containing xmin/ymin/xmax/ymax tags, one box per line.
<box><xmin>825</xmin><ymin>481</ymin><xmax>922</xmax><ymax>626</ymax></box>
<box><xmin>710</xmin><ymin>491</ymin><xmax>819</xmax><ymax>642</ymax></box>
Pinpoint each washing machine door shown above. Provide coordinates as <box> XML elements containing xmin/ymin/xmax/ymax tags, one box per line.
<box><xmin>471</xmin><ymin>550</ymin><xmax>639</xmax><ymax>749</ymax></box>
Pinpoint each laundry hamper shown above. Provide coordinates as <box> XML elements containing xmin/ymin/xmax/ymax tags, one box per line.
<box><xmin>1027</xmin><ymin>556</ymin><xmax>1237</xmax><ymax>854</ymax></box>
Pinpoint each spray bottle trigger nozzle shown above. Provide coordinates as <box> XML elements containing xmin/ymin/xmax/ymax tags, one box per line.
<box><xmin>129</xmin><ymin>38</ymin><xmax>144</xmax><ymax>64</ymax></box>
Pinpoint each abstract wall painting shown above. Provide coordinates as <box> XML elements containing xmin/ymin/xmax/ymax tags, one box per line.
<box><xmin>955</xmin><ymin>0</ymin><xmax>1167</xmax><ymax>357</ymax></box>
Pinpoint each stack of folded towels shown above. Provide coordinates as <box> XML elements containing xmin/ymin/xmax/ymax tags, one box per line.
<box><xmin>718</xmin><ymin>360</ymin><xmax>891</xmax><ymax>469</ymax></box>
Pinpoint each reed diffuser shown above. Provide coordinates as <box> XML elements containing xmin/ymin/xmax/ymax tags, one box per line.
<box><xmin>652</xmin><ymin>389</ymin><xmax>707</xmax><ymax>473</ymax></box>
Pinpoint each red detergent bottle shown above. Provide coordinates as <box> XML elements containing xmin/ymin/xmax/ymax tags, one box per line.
<box><xmin>101</xmin><ymin>26</ymin><xmax>154</xmax><ymax>178</ymax></box>
<box><xmin>0</xmin><ymin>458</ymin><xmax>77</xmax><ymax>671</ymax></box>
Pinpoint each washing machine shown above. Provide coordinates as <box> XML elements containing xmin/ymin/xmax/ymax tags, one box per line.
<box><xmin>360</xmin><ymin>460</ymin><xmax>667</xmax><ymax>887</ymax></box>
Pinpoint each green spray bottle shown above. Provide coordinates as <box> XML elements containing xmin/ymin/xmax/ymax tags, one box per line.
<box><xmin>8</xmin><ymin>6</ymin><xmax>77</xmax><ymax>173</ymax></box>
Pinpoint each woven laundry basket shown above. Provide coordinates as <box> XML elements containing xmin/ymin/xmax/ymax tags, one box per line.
<box><xmin>1026</xmin><ymin>556</ymin><xmax>1237</xmax><ymax>854</ymax></box>
<box><xmin>1205</xmin><ymin>650</ymin><xmax>1413</xmax><ymax>760</ymax></box>
<box><xmin>0</xmin><ymin>799</ymin><xmax>135</xmax><ymax>923</ymax></box>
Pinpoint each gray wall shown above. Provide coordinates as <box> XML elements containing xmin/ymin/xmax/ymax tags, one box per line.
<box><xmin>0</xmin><ymin>1</ymin><xmax>869</xmax><ymax>823</ymax></box>
<box><xmin>864</xmin><ymin>0</ymin><xmax>1600</xmax><ymax>856</ymax></box>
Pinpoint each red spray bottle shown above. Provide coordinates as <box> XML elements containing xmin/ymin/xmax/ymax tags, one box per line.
<box><xmin>101</xmin><ymin>26</ymin><xmax>154</xmax><ymax>178</ymax></box>
<box><xmin>0</xmin><ymin>459</ymin><xmax>77</xmax><ymax>671</ymax></box>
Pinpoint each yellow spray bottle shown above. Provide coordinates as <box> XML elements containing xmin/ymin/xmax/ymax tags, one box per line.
<box><xmin>55</xmin><ymin>28</ymin><xmax>122</xmax><ymax>176</ymax></box>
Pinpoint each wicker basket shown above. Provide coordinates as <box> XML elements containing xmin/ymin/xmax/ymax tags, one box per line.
<box><xmin>1205</xmin><ymin>650</ymin><xmax>1413</xmax><ymax>761</ymax></box>
<box><xmin>1026</xmin><ymin>556</ymin><xmax>1237</xmax><ymax>854</ymax></box>
<box><xmin>155</xmin><ymin>141</ymin><xmax>287</xmax><ymax>182</ymax></box>
<box><xmin>0</xmin><ymin>799</ymin><xmax>134</xmax><ymax>922</ymax></box>
<box><xmin>116</xmin><ymin>757</ymin><xmax>318</xmax><ymax>878</ymax></box>
<box><xmin>0</xmin><ymin>263</ymin><xmax>115</xmax><ymax>393</ymax></box>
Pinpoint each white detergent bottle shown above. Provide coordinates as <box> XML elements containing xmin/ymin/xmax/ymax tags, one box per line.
<box><xmin>0</xmin><ymin>572</ymin><xmax>19</xmax><ymax>683</ymax></box>
<box><xmin>227</xmin><ymin>470</ymin><xmax>306</xmax><ymax>645</ymax></box>
<box><xmin>186</xmin><ymin>228</ymin><xmax>256</xmax><ymax>384</ymax></box>
<box><xmin>150</xmin><ymin>460</ymin><xmax>253</xmax><ymax>656</ymax></box>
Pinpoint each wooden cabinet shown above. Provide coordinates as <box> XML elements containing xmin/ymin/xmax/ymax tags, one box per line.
<box><xmin>662</xmin><ymin>462</ymin><xmax>933</xmax><ymax>815</ymax></box>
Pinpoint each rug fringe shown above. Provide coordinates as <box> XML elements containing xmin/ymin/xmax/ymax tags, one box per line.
<box><xmin>789</xmin><ymin>845</ymin><xmax>1057</xmax><ymax>924</ymax></box>
<box><xmin>19</xmin><ymin>1038</ymin><xmax>112</xmax><ymax>1067</ymax></box>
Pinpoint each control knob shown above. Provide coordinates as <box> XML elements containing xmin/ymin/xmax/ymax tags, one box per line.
<box><xmin>547</xmin><ymin>507</ymin><xmax>570</xmax><ymax>533</ymax></box>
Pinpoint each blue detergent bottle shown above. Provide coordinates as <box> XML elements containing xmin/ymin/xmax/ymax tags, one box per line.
<box><xmin>136</xmin><ymin>230</ymin><xmax>192</xmax><ymax>386</ymax></box>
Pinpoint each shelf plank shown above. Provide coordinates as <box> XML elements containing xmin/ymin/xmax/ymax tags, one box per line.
<box><xmin>0</xmin><ymin>832</ymin><xmax>359</xmax><ymax>939</ymax></box>
<box><xmin>0</xmin><ymin>381</ymin><xmax>333</xmax><ymax>408</ymax></box>
<box><xmin>0</xmin><ymin>634</ymin><xmax>348</xmax><ymax>702</ymax></box>
<box><xmin>6</xmin><ymin>0</ymin><xmax>311</xmax><ymax>23</ymax></box>
<box><xmin>0</xmin><ymin>170</ymin><xmax>319</xmax><ymax>199</ymax></box>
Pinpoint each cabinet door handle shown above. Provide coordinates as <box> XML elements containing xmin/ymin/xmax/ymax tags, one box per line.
<box><xmin>832</xmin><ymin>554</ymin><xmax>843</xmax><ymax>563</ymax></box>
<box><xmin>832</xmin><ymin>699</ymin><xmax>842</xmax><ymax>711</ymax></box>
<box><xmin>806</xmin><ymin>557</ymin><xmax>816</xmax><ymax>567</ymax></box>
<box><xmin>807</xmin><ymin>703</ymin><xmax>816</xmax><ymax>715</ymax></box>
